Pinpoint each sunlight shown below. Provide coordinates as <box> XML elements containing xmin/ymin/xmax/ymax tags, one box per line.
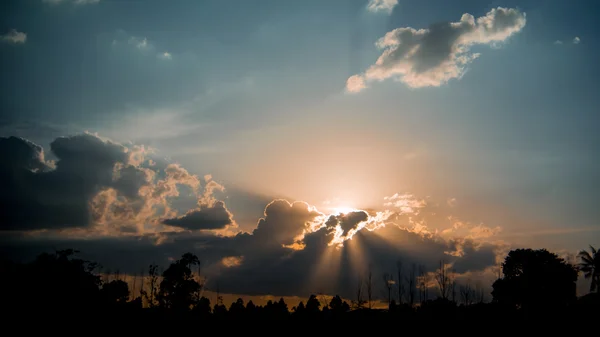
<box><xmin>309</xmin><ymin>240</ymin><xmax>342</xmax><ymax>291</ymax></box>
<box><xmin>330</xmin><ymin>206</ymin><xmax>359</xmax><ymax>215</ymax></box>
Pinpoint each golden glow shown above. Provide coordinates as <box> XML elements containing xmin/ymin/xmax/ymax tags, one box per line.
<box><xmin>221</xmin><ymin>256</ymin><xmax>244</xmax><ymax>267</ymax></box>
<box><xmin>330</xmin><ymin>206</ymin><xmax>359</xmax><ymax>215</ymax></box>
<box><xmin>327</xmin><ymin>208</ymin><xmax>394</xmax><ymax>248</ymax></box>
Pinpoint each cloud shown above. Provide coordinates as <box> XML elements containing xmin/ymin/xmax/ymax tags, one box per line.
<box><xmin>573</xmin><ymin>36</ymin><xmax>581</xmax><ymax>44</ymax></box>
<box><xmin>42</xmin><ymin>0</ymin><xmax>100</xmax><ymax>5</ymax></box>
<box><xmin>0</xmin><ymin>133</ymin><xmax>231</xmax><ymax>234</ymax></box>
<box><xmin>157</xmin><ymin>52</ymin><xmax>172</xmax><ymax>60</ymax></box>
<box><xmin>383</xmin><ymin>193</ymin><xmax>427</xmax><ymax>214</ymax></box>
<box><xmin>347</xmin><ymin>7</ymin><xmax>526</xmax><ymax>91</ymax></box>
<box><xmin>366</xmin><ymin>0</ymin><xmax>398</xmax><ymax>14</ymax></box>
<box><xmin>163</xmin><ymin>200</ymin><xmax>234</xmax><ymax>230</ymax></box>
<box><xmin>110</xmin><ymin>31</ymin><xmax>156</xmax><ymax>54</ymax></box>
<box><xmin>1</xmin><ymin>29</ymin><xmax>27</xmax><ymax>44</ymax></box>
<box><xmin>554</xmin><ymin>40</ymin><xmax>563</xmax><ymax>45</ymax></box>
<box><xmin>326</xmin><ymin>211</ymin><xmax>369</xmax><ymax>237</ymax></box>
<box><xmin>345</xmin><ymin>75</ymin><xmax>367</xmax><ymax>93</ymax></box>
<box><xmin>222</xmin><ymin>256</ymin><xmax>244</xmax><ymax>268</ymax></box>
<box><xmin>113</xmin><ymin>32</ymin><xmax>178</xmax><ymax>62</ymax></box>
<box><xmin>0</xmin><ymin>134</ymin><xmax>126</xmax><ymax>231</ymax></box>
<box><xmin>128</xmin><ymin>36</ymin><xmax>150</xmax><ymax>50</ymax></box>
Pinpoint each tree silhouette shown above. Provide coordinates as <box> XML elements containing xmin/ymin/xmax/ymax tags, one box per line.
<box><xmin>460</xmin><ymin>279</ymin><xmax>473</xmax><ymax>306</ymax></box>
<box><xmin>396</xmin><ymin>260</ymin><xmax>404</xmax><ymax>305</ymax></box>
<box><xmin>101</xmin><ymin>279</ymin><xmax>129</xmax><ymax>304</ymax></box>
<box><xmin>435</xmin><ymin>260</ymin><xmax>452</xmax><ymax>300</ymax></box>
<box><xmin>306</xmin><ymin>294</ymin><xmax>321</xmax><ymax>314</ymax></box>
<box><xmin>406</xmin><ymin>263</ymin><xmax>416</xmax><ymax>306</ymax></box>
<box><xmin>328</xmin><ymin>295</ymin><xmax>350</xmax><ymax>316</ymax></box>
<box><xmin>352</xmin><ymin>274</ymin><xmax>365</xmax><ymax>309</ymax></box>
<box><xmin>577</xmin><ymin>245</ymin><xmax>599</xmax><ymax>293</ymax></box>
<box><xmin>383</xmin><ymin>272</ymin><xmax>395</xmax><ymax>308</ymax></box>
<box><xmin>141</xmin><ymin>264</ymin><xmax>159</xmax><ymax>308</ymax></box>
<box><xmin>292</xmin><ymin>301</ymin><xmax>306</xmax><ymax>317</ymax></box>
<box><xmin>366</xmin><ymin>266</ymin><xmax>373</xmax><ymax>309</ymax></box>
<box><xmin>492</xmin><ymin>248</ymin><xmax>578</xmax><ymax>311</ymax></box>
<box><xmin>194</xmin><ymin>296</ymin><xmax>211</xmax><ymax>317</ymax></box>
<box><xmin>7</xmin><ymin>249</ymin><xmax>102</xmax><ymax>316</ymax></box>
<box><xmin>158</xmin><ymin>253</ymin><xmax>201</xmax><ymax>311</ymax></box>
<box><xmin>2</xmin><ymin>246</ymin><xmax>595</xmax><ymax>320</ymax></box>
<box><xmin>229</xmin><ymin>298</ymin><xmax>246</xmax><ymax>318</ymax></box>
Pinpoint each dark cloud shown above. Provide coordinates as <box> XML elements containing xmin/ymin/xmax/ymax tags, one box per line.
<box><xmin>163</xmin><ymin>200</ymin><xmax>233</xmax><ymax>230</ymax></box>
<box><xmin>0</xmin><ymin>133</ymin><xmax>231</xmax><ymax>233</ymax></box>
<box><xmin>250</xmin><ymin>199</ymin><xmax>322</xmax><ymax>247</ymax></box>
<box><xmin>111</xmin><ymin>164</ymin><xmax>152</xmax><ymax>200</ymax></box>
<box><xmin>325</xmin><ymin>211</ymin><xmax>369</xmax><ymax>236</ymax></box>
<box><xmin>0</xmin><ymin>136</ymin><xmax>51</xmax><ymax>172</ymax></box>
<box><xmin>212</xmin><ymin>220</ymin><xmax>499</xmax><ymax>298</ymax></box>
<box><xmin>0</xmin><ymin>134</ymin><xmax>128</xmax><ymax>230</ymax></box>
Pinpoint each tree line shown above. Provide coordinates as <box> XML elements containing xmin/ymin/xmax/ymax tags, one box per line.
<box><xmin>0</xmin><ymin>245</ymin><xmax>597</xmax><ymax>320</ymax></box>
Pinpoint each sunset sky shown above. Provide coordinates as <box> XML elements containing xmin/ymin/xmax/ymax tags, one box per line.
<box><xmin>1</xmin><ymin>0</ymin><xmax>599</xmax><ymax>301</ymax></box>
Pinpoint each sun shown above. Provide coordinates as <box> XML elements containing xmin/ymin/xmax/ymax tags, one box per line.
<box><xmin>330</xmin><ymin>206</ymin><xmax>359</xmax><ymax>215</ymax></box>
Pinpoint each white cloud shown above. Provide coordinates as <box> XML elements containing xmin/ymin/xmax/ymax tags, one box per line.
<box><xmin>111</xmin><ymin>31</ymin><xmax>169</xmax><ymax>58</ymax></box>
<box><xmin>347</xmin><ymin>7</ymin><xmax>526</xmax><ymax>91</ymax></box>
<box><xmin>157</xmin><ymin>51</ymin><xmax>172</xmax><ymax>60</ymax></box>
<box><xmin>345</xmin><ymin>74</ymin><xmax>367</xmax><ymax>93</ymax></box>
<box><xmin>1</xmin><ymin>29</ymin><xmax>27</xmax><ymax>44</ymax></box>
<box><xmin>554</xmin><ymin>40</ymin><xmax>563</xmax><ymax>45</ymax></box>
<box><xmin>43</xmin><ymin>0</ymin><xmax>100</xmax><ymax>4</ymax></box>
<box><xmin>383</xmin><ymin>193</ymin><xmax>427</xmax><ymax>215</ymax></box>
<box><xmin>573</xmin><ymin>36</ymin><xmax>580</xmax><ymax>44</ymax></box>
<box><xmin>366</xmin><ymin>0</ymin><xmax>398</xmax><ymax>14</ymax></box>
<box><xmin>129</xmin><ymin>36</ymin><xmax>150</xmax><ymax>50</ymax></box>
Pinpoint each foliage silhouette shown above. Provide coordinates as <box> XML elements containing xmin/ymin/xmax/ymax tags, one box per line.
<box><xmin>578</xmin><ymin>245</ymin><xmax>599</xmax><ymax>293</ymax></box>
<box><xmin>158</xmin><ymin>253</ymin><xmax>201</xmax><ymax>311</ymax></box>
<box><xmin>1</xmin><ymin>246</ymin><xmax>598</xmax><ymax>320</ymax></box>
<box><xmin>491</xmin><ymin>248</ymin><xmax>578</xmax><ymax>315</ymax></box>
<box><xmin>101</xmin><ymin>280</ymin><xmax>130</xmax><ymax>304</ymax></box>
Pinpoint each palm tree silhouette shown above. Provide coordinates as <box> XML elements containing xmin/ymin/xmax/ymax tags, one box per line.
<box><xmin>578</xmin><ymin>245</ymin><xmax>600</xmax><ymax>293</ymax></box>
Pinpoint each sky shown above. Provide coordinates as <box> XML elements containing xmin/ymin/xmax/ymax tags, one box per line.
<box><xmin>1</xmin><ymin>0</ymin><xmax>599</xmax><ymax>301</ymax></box>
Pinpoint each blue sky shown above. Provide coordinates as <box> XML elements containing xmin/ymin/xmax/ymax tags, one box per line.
<box><xmin>1</xmin><ymin>0</ymin><xmax>599</xmax><ymax>297</ymax></box>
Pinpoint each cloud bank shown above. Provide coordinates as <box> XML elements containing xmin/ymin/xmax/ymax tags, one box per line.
<box><xmin>0</xmin><ymin>132</ymin><xmax>506</xmax><ymax>300</ymax></box>
<box><xmin>0</xmin><ymin>133</ymin><xmax>234</xmax><ymax>235</ymax></box>
<box><xmin>347</xmin><ymin>7</ymin><xmax>526</xmax><ymax>91</ymax></box>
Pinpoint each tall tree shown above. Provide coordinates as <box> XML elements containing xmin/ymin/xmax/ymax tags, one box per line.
<box><xmin>435</xmin><ymin>260</ymin><xmax>452</xmax><ymax>300</ymax></box>
<box><xmin>578</xmin><ymin>245</ymin><xmax>599</xmax><ymax>293</ymax></box>
<box><xmin>366</xmin><ymin>265</ymin><xmax>373</xmax><ymax>309</ymax></box>
<box><xmin>158</xmin><ymin>253</ymin><xmax>201</xmax><ymax>311</ymax></box>
<box><xmin>306</xmin><ymin>294</ymin><xmax>321</xmax><ymax>315</ymax></box>
<box><xmin>101</xmin><ymin>279</ymin><xmax>129</xmax><ymax>304</ymax></box>
<box><xmin>352</xmin><ymin>274</ymin><xmax>365</xmax><ymax>309</ymax></box>
<box><xmin>460</xmin><ymin>280</ymin><xmax>473</xmax><ymax>306</ymax></box>
<box><xmin>383</xmin><ymin>272</ymin><xmax>395</xmax><ymax>308</ymax></box>
<box><xmin>396</xmin><ymin>260</ymin><xmax>404</xmax><ymax>305</ymax></box>
<box><xmin>492</xmin><ymin>248</ymin><xmax>578</xmax><ymax>309</ymax></box>
<box><xmin>406</xmin><ymin>263</ymin><xmax>416</xmax><ymax>306</ymax></box>
<box><xmin>141</xmin><ymin>264</ymin><xmax>159</xmax><ymax>308</ymax></box>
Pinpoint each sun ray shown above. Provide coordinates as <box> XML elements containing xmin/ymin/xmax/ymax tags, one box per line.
<box><xmin>307</xmin><ymin>231</ymin><xmax>342</xmax><ymax>292</ymax></box>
